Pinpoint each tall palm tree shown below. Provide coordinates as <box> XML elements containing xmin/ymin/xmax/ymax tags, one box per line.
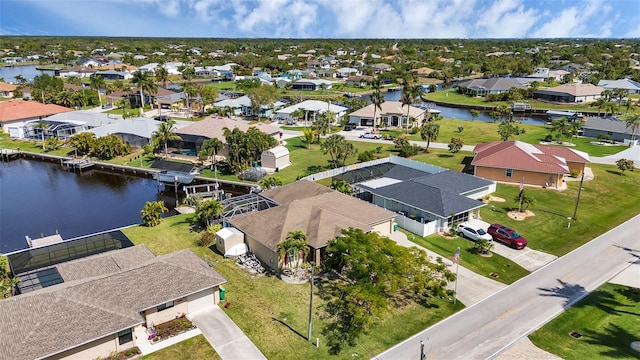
<box><xmin>131</xmin><ymin>71</ymin><xmax>157</xmax><ymax>114</ymax></box>
<box><xmin>420</xmin><ymin>121</ymin><xmax>440</xmax><ymax>152</ymax></box>
<box><xmin>276</xmin><ymin>231</ymin><xmax>309</xmax><ymax>273</ymax></box>
<box><xmin>591</xmin><ymin>97</ymin><xmax>607</xmax><ymax>116</ymax></box>
<box><xmin>155</xmin><ymin>66</ymin><xmax>170</xmax><ymax>89</ymax></box>
<box><xmin>600</xmin><ymin>89</ymin><xmax>613</xmax><ymax>102</ymax></box>
<box><xmin>151</xmin><ymin>119</ymin><xmax>180</xmax><ymax>158</ymax></box>
<box><xmin>400</xmin><ymin>83</ymin><xmax>420</xmax><ymax>133</ymax></box>
<box><xmin>89</xmin><ymin>75</ymin><xmax>106</xmax><ymax>108</ymax></box>
<box><xmin>624</xmin><ymin>114</ymin><xmax>640</xmax><ymax>141</ymax></box>
<box><xmin>371</xmin><ymin>77</ymin><xmax>384</xmax><ymax>129</ymax></box>
<box><xmin>34</xmin><ymin>120</ymin><xmax>49</xmax><ymax>149</ymax></box>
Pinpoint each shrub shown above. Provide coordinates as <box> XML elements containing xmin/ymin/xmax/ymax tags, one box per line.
<box><xmin>196</xmin><ymin>230</ymin><xmax>215</xmax><ymax>247</ymax></box>
<box><xmin>398</xmin><ymin>144</ymin><xmax>421</xmax><ymax>157</ymax></box>
<box><xmin>543</xmin><ymin>134</ymin><xmax>553</xmax><ymax>142</ymax></box>
<box><xmin>570</xmin><ymin>170</ymin><xmax>580</xmax><ymax>178</ymax></box>
<box><xmin>457</xmin><ymin>126</ymin><xmax>464</xmax><ymax>133</ymax></box>
<box><xmin>375</xmin><ymin>146</ymin><xmax>383</xmax><ymax>154</ymax></box>
<box><xmin>409</xmin><ymin>127</ymin><xmax>419</xmax><ymax>134</ymax></box>
<box><xmin>357</xmin><ymin>149</ymin><xmax>376</xmax><ymax>163</ymax></box>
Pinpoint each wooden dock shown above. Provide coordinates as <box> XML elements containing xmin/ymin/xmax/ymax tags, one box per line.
<box><xmin>183</xmin><ymin>182</ymin><xmax>225</xmax><ymax>200</ymax></box>
<box><xmin>0</xmin><ymin>148</ymin><xmax>20</xmax><ymax>161</ymax></box>
<box><xmin>63</xmin><ymin>158</ymin><xmax>95</xmax><ymax>170</ymax></box>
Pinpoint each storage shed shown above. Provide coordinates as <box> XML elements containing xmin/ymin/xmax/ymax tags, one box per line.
<box><xmin>216</xmin><ymin>227</ymin><xmax>245</xmax><ymax>256</ymax></box>
<box><xmin>261</xmin><ymin>145</ymin><xmax>291</xmax><ymax>171</ymax></box>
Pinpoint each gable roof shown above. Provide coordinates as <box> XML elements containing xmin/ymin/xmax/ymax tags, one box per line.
<box><xmin>414</xmin><ymin>170</ymin><xmax>495</xmax><ymax>195</ymax></box>
<box><xmin>276</xmin><ymin>100</ymin><xmax>347</xmax><ymax>115</ymax></box>
<box><xmin>0</xmin><ymin>82</ymin><xmax>18</xmax><ymax>92</ymax></box>
<box><xmin>458</xmin><ymin>78</ymin><xmax>526</xmax><ymax>92</ymax></box>
<box><xmin>597</xmin><ymin>78</ymin><xmax>640</xmax><ymax>91</ymax></box>
<box><xmin>231</xmin><ymin>181</ymin><xmax>395</xmax><ymax>250</ymax></box>
<box><xmin>583</xmin><ymin>116</ymin><xmax>640</xmax><ymax>135</ymax></box>
<box><xmin>348</xmin><ymin>101</ymin><xmax>427</xmax><ymax>118</ymax></box>
<box><xmin>472</xmin><ymin>141</ymin><xmax>589</xmax><ymax>174</ymax></box>
<box><xmin>364</xmin><ymin>180</ymin><xmax>485</xmax><ymax>217</ymax></box>
<box><xmin>0</xmin><ymin>247</ymin><xmax>226</xmax><ymax>360</ymax></box>
<box><xmin>534</xmin><ymin>83</ymin><xmax>604</xmax><ymax>97</ymax></box>
<box><xmin>0</xmin><ymin>99</ymin><xmax>72</xmax><ymax>123</ymax></box>
<box><xmin>176</xmin><ymin>116</ymin><xmax>280</xmax><ymax>141</ymax></box>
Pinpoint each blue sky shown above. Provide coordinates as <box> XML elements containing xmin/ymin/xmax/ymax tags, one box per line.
<box><xmin>1</xmin><ymin>0</ymin><xmax>639</xmax><ymax>38</ymax></box>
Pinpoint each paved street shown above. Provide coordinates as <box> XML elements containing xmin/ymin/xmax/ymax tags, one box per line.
<box><xmin>376</xmin><ymin>214</ymin><xmax>640</xmax><ymax>360</ymax></box>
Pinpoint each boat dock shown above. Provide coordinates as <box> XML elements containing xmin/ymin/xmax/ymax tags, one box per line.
<box><xmin>183</xmin><ymin>183</ymin><xmax>225</xmax><ymax>200</ymax></box>
<box><xmin>0</xmin><ymin>148</ymin><xmax>20</xmax><ymax>161</ymax></box>
<box><xmin>63</xmin><ymin>158</ymin><xmax>95</xmax><ymax>170</ymax></box>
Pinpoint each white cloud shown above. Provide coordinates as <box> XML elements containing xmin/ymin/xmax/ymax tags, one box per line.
<box><xmin>475</xmin><ymin>0</ymin><xmax>539</xmax><ymax>38</ymax></box>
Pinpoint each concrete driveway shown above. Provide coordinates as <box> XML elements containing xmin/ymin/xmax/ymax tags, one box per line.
<box><xmin>467</xmin><ymin>219</ymin><xmax>557</xmax><ymax>272</ymax></box>
<box><xmin>190</xmin><ymin>307</ymin><xmax>266</xmax><ymax>360</ymax></box>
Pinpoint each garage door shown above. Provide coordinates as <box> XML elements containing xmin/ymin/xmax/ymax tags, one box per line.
<box><xmin>188</xmin><ymin>289</ymin><xmax>213</xmax><ymax>315</ymax></box>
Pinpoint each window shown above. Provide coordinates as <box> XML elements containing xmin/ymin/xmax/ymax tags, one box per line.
<box><xmin>505</xmin><ymin>169</ymin><xmax>513</xmax><ymax>178</ymax></box>
<box><xmin>157</xmin><ymin>301</ymin><xmax>174</xmax><ymax>312</ymax></box>
<box><xmin>118</xmin><ymin>329</ymin><xmax>132</xmax><ymax>345</ymax></box>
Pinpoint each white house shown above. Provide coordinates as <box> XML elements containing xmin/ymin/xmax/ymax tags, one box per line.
<box><xmin>597</xmin><ymin>79</ymin><xmax>640</xmax><ymax>94</ymax></box>
<box><xmin>273</xmin><ymin>100</ymin><xmax>347</xmax><ymax>122</ymax></box>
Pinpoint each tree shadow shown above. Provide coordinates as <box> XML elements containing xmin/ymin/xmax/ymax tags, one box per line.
<box><xmin>582</xmin><ymin>323</ymin><xmax>640</xmax><ymax>358</ymax></box>
<box><xmin>461</xmin><ymin>156</ymin><xmax>474</xmax><ymax>174</ymax></box>
<box><xmin>538</xmin><ymin>279</ymin><xmax>587</xmax><ymax>308</ymax></box>
<box><xmin>437</xmin><ymin>154</ymin><xmax>453</xmax><ymax>158</ymax></box>
<box><xmin>605</xmin><ymin>169</ymin><xmax>623</xmax><ymax>176</ymax></box>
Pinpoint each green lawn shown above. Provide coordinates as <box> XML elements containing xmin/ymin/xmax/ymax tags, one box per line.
<box><xmin>478</xmin><ymin>164</ymin><xmax>640</xmax><ymax>256</ymax></box>
<box><xmin>122</xmin><ymin>214</ymin><xmax>463</xmax><ymax>360</ymax></box>
<box><xmin>529</xmin><ymin>283</ymin><xmax>640</xmax><ymax>360</ymax></box>
<box><xmin>423</xmin><ymin>89</ymin><xmax>637</xmax><ymax>113</ymax></box>
<box><xmin>405</xmin><ymin>230</ymin><xmax>530</xmax><ymax>285</ymax></box>
<box><xmin>141</xmin><ymin>335</ymin><xmax>221</xmax><ymax>360</ymax></box>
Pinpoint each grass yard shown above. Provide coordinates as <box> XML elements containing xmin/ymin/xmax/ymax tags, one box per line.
<box><xmin>276</xmin><ymin>136</ymin><xmax>397</xmax><ymax>183</ymax></box>
<box><xmin>141</xmin><ymin>335</ymin><xmax>221</xmax><ymax>360</ymax></box>
<box><xmin>529</xmin><ymin>283</ymin><xmax>640</xmax><ymax>360</ymax></box>
<box><xmin>405</xmin><ymin>230</ymin><xmax>530</xmax><ymax>284</ymax></box>
<box><xmin>122</xmin><ymin>214</ymin><xmax>463</xmax><ymax>359</ymax></box>
<box><xmin>478</xmin><ymin>163</ymin><xmax>640</xmax><ymax>256</ymax></box>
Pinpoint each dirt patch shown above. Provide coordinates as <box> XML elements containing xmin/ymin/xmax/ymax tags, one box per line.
<box><xmin>487</xmin><ymin>196</ymin><xmax>506</xmax><ymax>203</ymax></box>
<box><xmin>508</xmin><ymin>210</ymin><xmax>535</xmax><ymax>221</ymax></box>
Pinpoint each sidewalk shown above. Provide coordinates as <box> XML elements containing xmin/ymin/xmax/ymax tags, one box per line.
<box><xmin>387</xmin><ymin>231</ymin><xmax>506</xmax><ymax>306</ymax></box>
<box><xmin>190</xmin><ymin>306</ymin><xmax>266</xmax><ymax>360</ymax></box>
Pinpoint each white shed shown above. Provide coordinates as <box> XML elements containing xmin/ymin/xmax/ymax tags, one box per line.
<box><xmin>216</xmin><ymin>227</ymin><xmax>245</xmax><ymax>256</ymax></box>
<box><xmin>261</xmin><ymin>145</ymin><xmax>290</xmax><ymax>171</ymax></box>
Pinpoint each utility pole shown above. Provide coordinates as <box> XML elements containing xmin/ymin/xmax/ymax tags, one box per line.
<box><xmin>307</xmin><ymin>265</ymin><xmax>314</xmax><ymax>342</ymax></box>
<box><xmin>572</xmin><ymin>169</ymin><xmax>585</xmax><ymax>220</ymax></box>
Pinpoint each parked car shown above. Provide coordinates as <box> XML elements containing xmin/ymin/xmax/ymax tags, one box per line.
<box><xmin>487</xmin><ymin>224</ymin><xmax>528</xmax><ymax>249</ymax></box>
<box><xmin>359</xmin><ymin>132</ymin><xmax>381</xmax><ymax>139</ymax></box>
<box><xmin>101</xmin><ymin>104</ymin><xmax>112</xmax><ymax>109</ymax></box>
<box><xmin>154</xmin><ymin>115</ymin><xmax>171</xmax><ymax>121</ymax></box>
<box><xmin>457</xmin><ymin>223</ymin><xmax>493</xmax><ymax>242</ymax></box>
<box><xmin>344</xmin><ymin>123</ymin><xmax>357</xmax><ymax>131</ymax></box>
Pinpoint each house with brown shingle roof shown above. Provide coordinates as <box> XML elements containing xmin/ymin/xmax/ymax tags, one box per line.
<box><xmin>348</xmin><ymin>101</ymin><xmax>429</xmax><ymax>128</ymax></box>
<box><xmin>533</xmin><ymin>83</ymin><xmax>604</xmax><ymax>103</ymax></box>
<box><xmin>229</xmin><ymin>180</ymin><xmax>396</xmax><ymax>270</ymax></box>
<box><xmin>0</xmin><ymin>81</ymin><xmax>18</xmax><ymax>98</ymax></box>
<box><xmin>0</xmin><ymin>99</ymin><xmax>72</xmax><ymax>138</ymax></box>
<box><xmin>471</xmin><ymin>141</ymin><xmax>590</xmax><ymax>188</ymax></box>
<box><xmin>0</xmin><ymin>245</ymin><xmax>226</xmax><ymax>360</ymax></box>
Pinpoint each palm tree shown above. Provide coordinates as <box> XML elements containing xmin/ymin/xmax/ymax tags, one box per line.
<box><xmin>195</xmin><ymin>199</ymin><xmax>224</xmax><ymax>227</ymax></box>
<box><xmin>371</xmin><ymin>77</ymin><xmax>384</xmax><ymax>129</ymax></box>
<box><xmin>613</xmin><ymin>88</ymin><xmax>627</xmax><ymax>107</ymax></box>
<box><xmin>140</xmin><ymin>201</ymin><xmax>167</xmax><ymax>227</ymax></box>
<box><xmin>89</xmin><ymin>75</ymin><xmax>106</xmax><ymax>108</ymax></box>
<box><xmin>155</xmin><ymin>66</ymin><xmax>170</xmax><ymax>89</ymax></box>
<box><xmin>259</xmin><ymin>176</ymin><xmax>283</xmax><ymax>190</ymax></box>
<box><xmin>600</xmin><ymin>89</ymin><xmax>613</xmax><ymax>102</ymax></box>
<box><xmin>622</xmin><ymin>99</ymin><xmax>633</xmax><ymax>114</ymax></box>
<box><xmin>34</xmin><ymin>120</ymin><xmax>49</xmax><ymax>149</ymax></box>
<box><xmin>276</xmin><ymin>231</ymin><xmax>309</xmax><ymax>273</ymax></box>
<box><xmin>591</xmin><ymin>97</ymin><xmax>607</xmax><ymax>116</ymax></box>
<box><xmin>131</xmin><ymin>71</ymin><xmax>157</xmax><ymax>114</ymax></box>
<box><xmin>420</xmin><ymin>121</ymin><xmax>440</xmax><ymax>152</ymax></box>
<box><xmin>301</xmin><ymin>128</ymin><xmax>315</xmax><ymax>149</ymax></box>
<box><xmin>54</xmin><ymin>90</ymin><xmax>74</xmax><ymax>107</ymax></box>
<box><xmin>151</xmin><ymin>119</ymin><xmax>180</xmax><ymax>158</ymax></box>
<box><xmin>550</xmin><ymin>117</ymin><xmax>572</xmax><ymax>143</ymax></box>
<box><xmin>400</xmin><ymin>86</ymin><xmax>414</xmax><ymax>134</ymax></box>
<box><xmin>199</xmin><ymin>137</ymin><xmax>224</xmax><ymax>172</ymax></box>
<box><xmin>624</xmin><ymin>114</ymin><xmax>640</xmax><ymax>141</ymax></box>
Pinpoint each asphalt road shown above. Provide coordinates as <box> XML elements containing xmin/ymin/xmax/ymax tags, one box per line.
<box><xmin>375</xmin><ymin>214</ymin><xmax>640</xmax><ymax>360</ymax></box>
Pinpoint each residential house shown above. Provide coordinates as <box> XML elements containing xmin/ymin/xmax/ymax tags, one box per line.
<box><xmin>291</xmin><ymin>79</ymin><xmax>332</xmax><ymax>91</ymax></box>
<box><xmin>58</xmin><ymin>67</ymin><xmax>98</xmax><ymax>78</ymax></box>
<box><xmin>533</xmin><ymin>83</ymin><xmax>604</xmax><ymax>103</ymax></box>
<box><xmin>597</xmin><ymin>79</ymin><xmax>640</xmax><ymax>94</ymax></box>
<box><xmin>175</xmin><ymin>116</ymin><xmax>280</xmax><ymax>155</ymax></box>
<box><xmin>213</xmin><ymin>95</ymin><xmax>286</xmax><ymax>118</ymax></box>
<box><xmin>582</xmin><ymin>116</ymin><xmax>640</xmax><ymax>143</ymax></box>
<box><xmin>371</xmin><ymin>63</ymin><xmax>392</xmax><ymax>73</ymax></box>
<box><xmin>412</xmin><ymin>67</ymin><xmax>435</xmax><ymax>77</ymax></box>
<box><xmin>457</xmin><ymin>78</ymin><xmax>526</xmax><ymax>97</ymax></box>
<box><xmin>345</xmin><ymin>75</ymin><xmax>373</xmax><ymax>87</ymax></box>
<box><xmin>0</xmin><ymin>99</ymin><xmax>72</xmax><ymax>138</ymax></box>
<box><xmin>341</xmin><ymin>156</ymin><xmax>495</xmax><ymax>236</ymax></box>
<box><xmin>347</xmin><ymin>101</ymin><xmax>428</xmax><ymax>128</ymax></box>
<box><xmin>307</xmin><ymin>59</ymin><xmax>322</xmax><ymax>69</ymax></box>
<box><xmin>94</xmin><ymin>69</ymin><xmax>133</xmax><ymax>81</ymax></box>
<box><xmin>1</xmin><ymin>242</ymin><xmax>226</xmax><ymax>360</ymax></box>
<box><xmin>89</xmin><ymin>117</ymin><xmax>191</xmax><ymax>148</ymax></box>
<box><xmin>525</xmin><ymin>67</ymin><xmax>569</xmax><ymax>82</ymax></box>
<box><xmin>273</xmin><ymin>100</ymin><xmax>347</xmax><ymax>123</ymax></box>
<box><xmin>229</xmin><ymin>180</ymin><xmax>396</xmax><ymax>270</ymax></box>
<box><xmin>0</xmin><ymin>81</ymin><xmax>18</xmax><ymax>98</ymax></box>
<box><xmin>471</xmin><ymin>140</ymin><xmax>590</xmax><ymax>188</ymax></box>
<box><xmin>335</xmin><ymin>67</ymin><xmax>359</xmax><ymax>78</ymax></box>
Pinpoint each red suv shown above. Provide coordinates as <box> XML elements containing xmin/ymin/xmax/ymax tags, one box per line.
<box><xmin>487</xmin><ymin>224</ymin><xmax>528</xmax><ymax>250</ymax></box>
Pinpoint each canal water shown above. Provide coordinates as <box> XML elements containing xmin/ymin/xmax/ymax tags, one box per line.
<box><xmin>0</xmin><ymin>159</ymin><xmax>178</xmax><ymax>253</ymax></box>
<box><xmin>0</xmin><ymin>64</ymin><xmax>55</xmax><ymax>83</ymax></box>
